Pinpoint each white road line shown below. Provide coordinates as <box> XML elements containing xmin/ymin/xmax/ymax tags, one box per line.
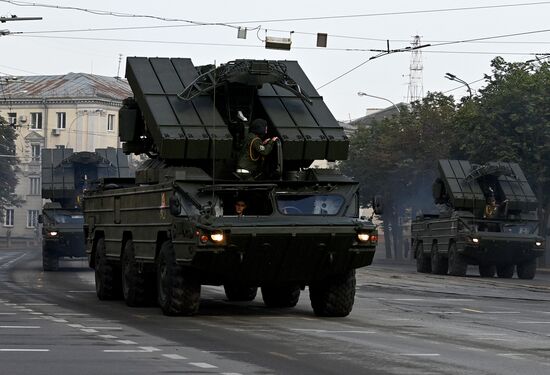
<box><xmin>290</xmin><ymin>329</ymin><xmax>376</xmax><ymax>334</ymax></box>
<box><xmin>517</xmin><ymin>321</ymin><xmax>550</xmax><ymax>324</ymax></box>
<box><xmin>86</xmin><ymin>326</ymin><xmax>123</xmax><ymax>330</ymax></box>
<box><xmin>139</xmin><ymin>347</ymin><xmax>161</xmax><ymax>352</ymax></box>
<box><xmin>30</xmin><ymin>312</ymin><xmax>44</xmax><ymax>315</ymax></box>
<box><xmin>428</xmin><ymin>311</ymin><xmax>461</xmax><ymax>314</ymax></box>
<box><xmin>399</xmin><ymin>353</ymin><xmax>441</xmax><ymax>357</ymax></box>
<box><xmin>0</xmin><ymin>326</ymin><xmax>40</xmax><ymax>329</ymax></box>
<box><xmin>54</xmin><ymin>313</ymin><xmax>90</xmax><ymax>316</ymax></box>
<box><xmin>438</xmin><ymin>298</ymin><xmax>474</xmax><ymax>302</ymax></box>
<box><xmin>81</xmin><ymin>329</ymin><xmax>98</xmax><ymax>333</ymax></box>
<box><xmin>117</xmin><ymin>340</ymin><xmax>138</xmax><ymax>345</ymax></box>
<box><xmin>189</xmin><ymin>362</ymin><xmax>218</xmax><ymax>369</ymax></box>
<box><xmin>163</xmin><ymin>354</ymin><xmax>187</xmax><ymax>360</ymax></box>
<box><xmin>462</xmin><ymin>308</ymin><xmax>484</xmax><ymax>313</ymax></box>
<box><xmin>0</xmin><ymin>313</ymin><xmax>16</xmax><ymax>315</ymax></box>
<box><xmin>52</xmin><ymin>319</ymin><xmax>68</xmax><ymax>323</ymax></box>
<box><xmin>68</xmin><ymin>324</ymin><xmax>84</xmax><ymax>328</ymax></box>
<box><xmin>103</xmin><ymin>349</ymin><xmax>146</xmax><ymax>353</ymax></box>
<box><xmin>394</xmin><ymin>298</ymin><xmax>425</xmax><ymax>301</ymax></box>
<box><xmin>0</xmin><ymin>349</ymin><xmax>49</xmax><ymax>352</ymax></box>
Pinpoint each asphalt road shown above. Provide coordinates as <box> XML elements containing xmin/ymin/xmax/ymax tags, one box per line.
<box><xmin>1</xmin><ymin>247</ymin><xmax>549</xmax><ymax>375</ymax></box>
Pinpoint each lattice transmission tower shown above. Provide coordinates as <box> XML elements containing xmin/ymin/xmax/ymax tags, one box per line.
<box><xmin>406</xmin><ymin>35</ymin><xmax>424</xmax><ymax>103</ymax></box>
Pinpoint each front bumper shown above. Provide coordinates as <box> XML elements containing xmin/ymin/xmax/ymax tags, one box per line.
<box><xmin>460</xmin><ymin>233</ymin><xmax>544</xmax><ymax>264</ymax></box>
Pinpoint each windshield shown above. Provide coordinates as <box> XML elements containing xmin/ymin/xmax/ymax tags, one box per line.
<box><xmin>54</xmin><ymin>213</ymin><xmax>84</xmax><ymax>224</ymax></box>
<box><xmin>276</xmin><ymin>194</ymin><xmax>344</xmax><ymax>216</ymax></box>
<box><xmin>502</xmin><ymin>223</ymin><xmax>538</xmax><ymax>234</ymax></box>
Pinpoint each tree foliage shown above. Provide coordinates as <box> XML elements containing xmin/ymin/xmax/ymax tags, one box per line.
<box><xmin>342</xmin><ymin>57</ymin><xmax>550</xmax><ymax>258</ymax></box>
<box><xmin>0</xmin><ymin>118</ymin><xmax>19</xmax><ymax>222</ymax></box>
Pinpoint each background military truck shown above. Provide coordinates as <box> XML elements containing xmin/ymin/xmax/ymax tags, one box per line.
<box><xmin>411</xmin><ymin>159</ymin><xmax>544</xmax><ymax>279</ymax></box>
<box><xmin>83</xmin><ymin>57</ymin><xmax>379</xmax><ymax>317</ymax></box>
<box><xmin>40</xmin><ymin>148</ymin><xmax>131</xmax><ymax>271</ymax></box>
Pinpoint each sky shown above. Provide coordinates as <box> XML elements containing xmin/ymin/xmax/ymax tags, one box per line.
<box><xmin>0</xmin><ymin>0</ymin><xmax>549</xmax><ymax>122</ymax></box>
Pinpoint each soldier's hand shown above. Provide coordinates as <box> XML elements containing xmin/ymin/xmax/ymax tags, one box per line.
<box><xmin>271</xmin><ymin>137</ymin><xmax>279</xmax><ymax>142</ymax></box>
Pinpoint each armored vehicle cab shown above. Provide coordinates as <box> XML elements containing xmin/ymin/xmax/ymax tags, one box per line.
<box><xmin>411</xmin><ymin>160</ymin><xmax>544</xmax><ymax>279</ymax></box>
<box><xmin>83</xmin><ymin>57</ymin><xmax>378</xmax><ymax>317</ymax></box>
<box><xmin>40</xmin><ymin>148</ymin><xmax>130</xmax><ymax>271</ymax></box>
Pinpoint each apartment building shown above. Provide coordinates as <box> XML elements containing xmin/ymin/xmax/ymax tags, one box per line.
<box><xmin>0</xmin><ymin>72</ymin><xmax>131</xmax><ymax>242</ymax></box>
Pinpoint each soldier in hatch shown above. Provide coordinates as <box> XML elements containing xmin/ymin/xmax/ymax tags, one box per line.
<box><xmin>236</xmin><ymin>118</ymin><xmax>278</xmax><ymax>179</ymax></box>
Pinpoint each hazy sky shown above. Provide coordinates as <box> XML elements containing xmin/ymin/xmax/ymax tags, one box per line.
<box><xmin>1</xmin><ymin>0</ymin><xmax>549</xmax><ymax>121</ymax></box>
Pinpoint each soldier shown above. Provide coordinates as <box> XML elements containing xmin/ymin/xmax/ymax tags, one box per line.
<box><xmin>236</xmin><ymin>118</ymin><xmax>278</xmax><ymax>179</ymax></box>
<box><xmin>234</xmin><ymin>199</ymin><xmax>247</xmax><ymax>216</ymax></box>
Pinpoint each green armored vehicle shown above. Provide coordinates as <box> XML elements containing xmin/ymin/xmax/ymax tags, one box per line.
<box><xmin>83</xmin><ymin>57</ymin><xmax>379</xmax><ymax>316</ymax></box>
<box><xmin>40</xmin><ymin>148</ymin><xmax>130</xmax><ymax>271</ymax></box>
<box><xmin>411</xmin><ymin>160</ymin><xmax>544</xmax><ymax>279</ymax></box>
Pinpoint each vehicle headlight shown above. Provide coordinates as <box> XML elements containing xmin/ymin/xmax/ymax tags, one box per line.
<box><xmin>535</xmin><ymin>241</ymin><xmax>543</xmax><ymax>247</ymax></box>
<box><xmin>48</xmin><ymin>231</ymin><xmax>58</xmax><ymax>237</ymax></box>
<box><xmin>472</xmin><ymin>237</ymin><xmax>479</xmax><ymax>244</ymax></box>
<box><xmin>357</xmin><ymin>233</ymin><xmax>370</xmax><ymax>242</ymax></box>
<box><xmin>210</xmin><ymin>231</ymin><xmax>224</xmax><ymax>243</ymax></box>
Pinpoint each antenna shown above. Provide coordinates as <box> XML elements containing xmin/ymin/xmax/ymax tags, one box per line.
<box><xmin>116</xmin><ymin>54</ymin><xmax>123</xmax><ymax>79</ymax></box>
<box><xmin>406</xmin><ymin>35</ymin><xmax>424</xmax><ymax>103</ymax></box>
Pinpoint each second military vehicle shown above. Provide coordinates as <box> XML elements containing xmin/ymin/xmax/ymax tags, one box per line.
<box><xmin>411</xmin><ymin>159</ymin><xmax>544</xmax><ymax>279</ymax></box>
<box><xmin>83</xmin><ymin>57</ymin><xmax>379</xmax><ymax>317</ymax></box>
<box><xmin>40</xmin><ymin>148</ymin><xmax>130</xmax><ymax>271</ymax></box>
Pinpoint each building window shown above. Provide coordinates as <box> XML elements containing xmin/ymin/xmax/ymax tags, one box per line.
<box><xmin>30</xmin><ymin>112</ymin><xmax>43</xmax><ymax>129</ymax></box>
<box><xmin>27</xmin><ymin>210</ymin><xmax>39</xmax><ymax>228</ymax></box>
<box><xmin>56</xmin><ymin>112</ymin><xmax>66</xmax><ymax>129</ymax></box>
<box><xmin>31</xmin><ymin>144</ymin><xmax>41</xmax><ymax>161</ymax></box>
<box><xmin>4</xmin><ymin>209</ymin><xmax>14</xmax><ymax>227</ymax></box>
<box><xmin>29</xmin><ymin>177</ymin><xmax>40</xmax><ymax>195</ymax></box>
<box><xmin>107</xmin><ymin>114</ymin><xmax>115</xmax><ymax>132</ymax></box>
<box><xmin>7</xmin><ymin>112</ymin><xmax>17</xmax><ymax>126</ymax></box>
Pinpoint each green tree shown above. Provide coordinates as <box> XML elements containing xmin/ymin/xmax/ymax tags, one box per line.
<box><xmin>342</xmin><ymin>92</ymin><xmax>460</xmax><ymax>258</ymax></box>
<box><xmin>0</xmin><ymin>117</ymin><xmax>20</xmax><ymax>222</ymax></box>
<box><xmin>458</xmin><ymin>57</ymin><xmax>550</xmax><ymax>235</ymax></box>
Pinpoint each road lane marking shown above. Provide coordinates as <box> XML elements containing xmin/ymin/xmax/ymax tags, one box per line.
<box><xmin>462</xmin><ymin>308</ymin><xmax>484</xmax><ymax>313</ymax></box>
<box><xmin>190</xmin><ymin>362</ymin><xmax>218</xmax><ymax>369</ymax></box>
<box><xmin>399</xmin><ymin>353</ymin><xmax>441</xmax><ymax>357</ymax></box>
<box><xmin>517</xmin><ymin>321</ymin><xmax>550</xmax><ymax>324</ymax></box>
<box><xmin>104</xmin><ymin>349</ymin><xmax>146</xmax><ymax>353</ymax></box>
<box><xmin>0</xmin><ymin>313</ymin><xmax>16</xmax><ymax>315</ymax></box>
<box><xmin>117</xmin><ymin>340</ymin><xmax>138</xmax><ymax>345</ymax></box>
<box><xmin>139</xmin><ymin>347</ymin><xmax>161</xmax><ymax>352</ymax></box>
<box><xmin>438</xmin><ymin>298</ymin><xmax>474</xmax><ymax>302</ymax></box>
<box><xmin>428</xmin><ymin>311</ymin><xmax>461</xmax><ymax>314</ymax></box>
<box><xmin>0</xmin><ymin>349</ymin><xmax>49</xmax><ymax>352</ymax></box>
<box><xmin>68</xmin><ymin>324</ymin><xmax>84</xmax><ymax>328</ymax></box>
<box><xmin>0</xmin><ymin>326</ymin><xmax>40</xmax><ymax>329</ymax></box>
<box><xmin>163</xmin><ymin>354</ymin><xmax>187</xmax><ymax>360</ymax></box>
<box><xmin>290</xmin><ymin>329</ymin><xmax>376</xmax><ymax>334</ymax></box>
<box><xmin>81</xmin><ymin>329</ymin><xmax>98</xmax><ymax>333</ymax></box>
<box><xmin>86</xmin><ymin>326</ymin><xmax>123</xmax><ymax>330</ymax></box>
<box><xmin>394</xmin><ymin>298</ymin><xmax>425</xmax><ymax>301</ymax></box>
<box><xmin>54</xmin><ymin>313</ymin><xmax>90</xmax><ymax>316</ymax></box>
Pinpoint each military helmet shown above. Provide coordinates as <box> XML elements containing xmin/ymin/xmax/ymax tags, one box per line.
<box><xmin>249</xmin><ymin>118</ymin><xmax>267</xmax><ymax>135</ymax></box>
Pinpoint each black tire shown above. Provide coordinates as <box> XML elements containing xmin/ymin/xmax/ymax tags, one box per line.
<box><xmin>415</xmin><ymin>241</ymin><xmax>431</xmax><ymax>273</ymax></box>
<box><xmin>122</xmin><ymin>240</ymin><xmax>156</xmax><ymax>307</ymax></box>
<box><xmin>496</xmin><ymin>264</ymin><xmax>514</xmax><ymax>278</ymax></box>
<box><xmin>94</xmin><ymin>237</ymin><xmax>122</xmax><ymax>300</ymax></box>
<box><xmin>224</xmin><ymin>285</ymin><xmax>258</xmax><ymax>301</ymax></box>
<box><xmin>42</xmin><ymin>246</ymin><xmax>59</xmax><ymax>272</ymax></box>
<box><xmin>157</xmin><ymin>240</ymin><xmax>200</xmax><ymax>316</ymax></box>
<box><xmin>310</xmin><ymin>270</ymin><xmax>356</xmax><ymax>317</ymax></box>
<box><xmin>261</xmin><ymin>285</ymin><xmax>300</xmax><ymax>308</ymax></box>
<box><xmin>517</xmin><ymin>259</ymin><xmax>536</xmax><ymax>280</ymax></box>
<box><xmin>448</xmin><ymin>242</ymin><xmax>467</xmax><ymax>277</ymax></box>
<box><xmin>431</xmin><ymin>242</ymin><xmax>448</xmax><ymax>275</ymax></box>
<box><xmin>479</xmin><ymin>264</ymin><xmax>496</xmax><ymax>278</ymax></box>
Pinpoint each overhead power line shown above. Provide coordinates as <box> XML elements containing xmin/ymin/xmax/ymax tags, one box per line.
<box><xmin>3</xmin><ymin>0</ymin><xmax>550</xmax><ymax>25</ymax></box>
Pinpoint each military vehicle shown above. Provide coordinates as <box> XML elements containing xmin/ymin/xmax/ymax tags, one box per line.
<box><xmin>411</xmin><ymin>159</ymin><xmax>544</xmax><ymax>279</ymax></box>
<box><xmin>40</xmin><ymin>148</ymin><xmax>130</xmax><ymax>271</ymax></box>
<box><xmin>82</xmin><ymin>57</ymin><xmax>379</xmax><ymax>317</ymax></box>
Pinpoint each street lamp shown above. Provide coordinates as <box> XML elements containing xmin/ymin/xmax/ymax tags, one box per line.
<box><xmin>357</xmin><ymin>92</ymin><xmax>401</xmax><ymax>113</ymax></box>
<box><xmin>444</xmin><ymin>73</ymin><xmax>472</xmax><ymax>99</ymax></box>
